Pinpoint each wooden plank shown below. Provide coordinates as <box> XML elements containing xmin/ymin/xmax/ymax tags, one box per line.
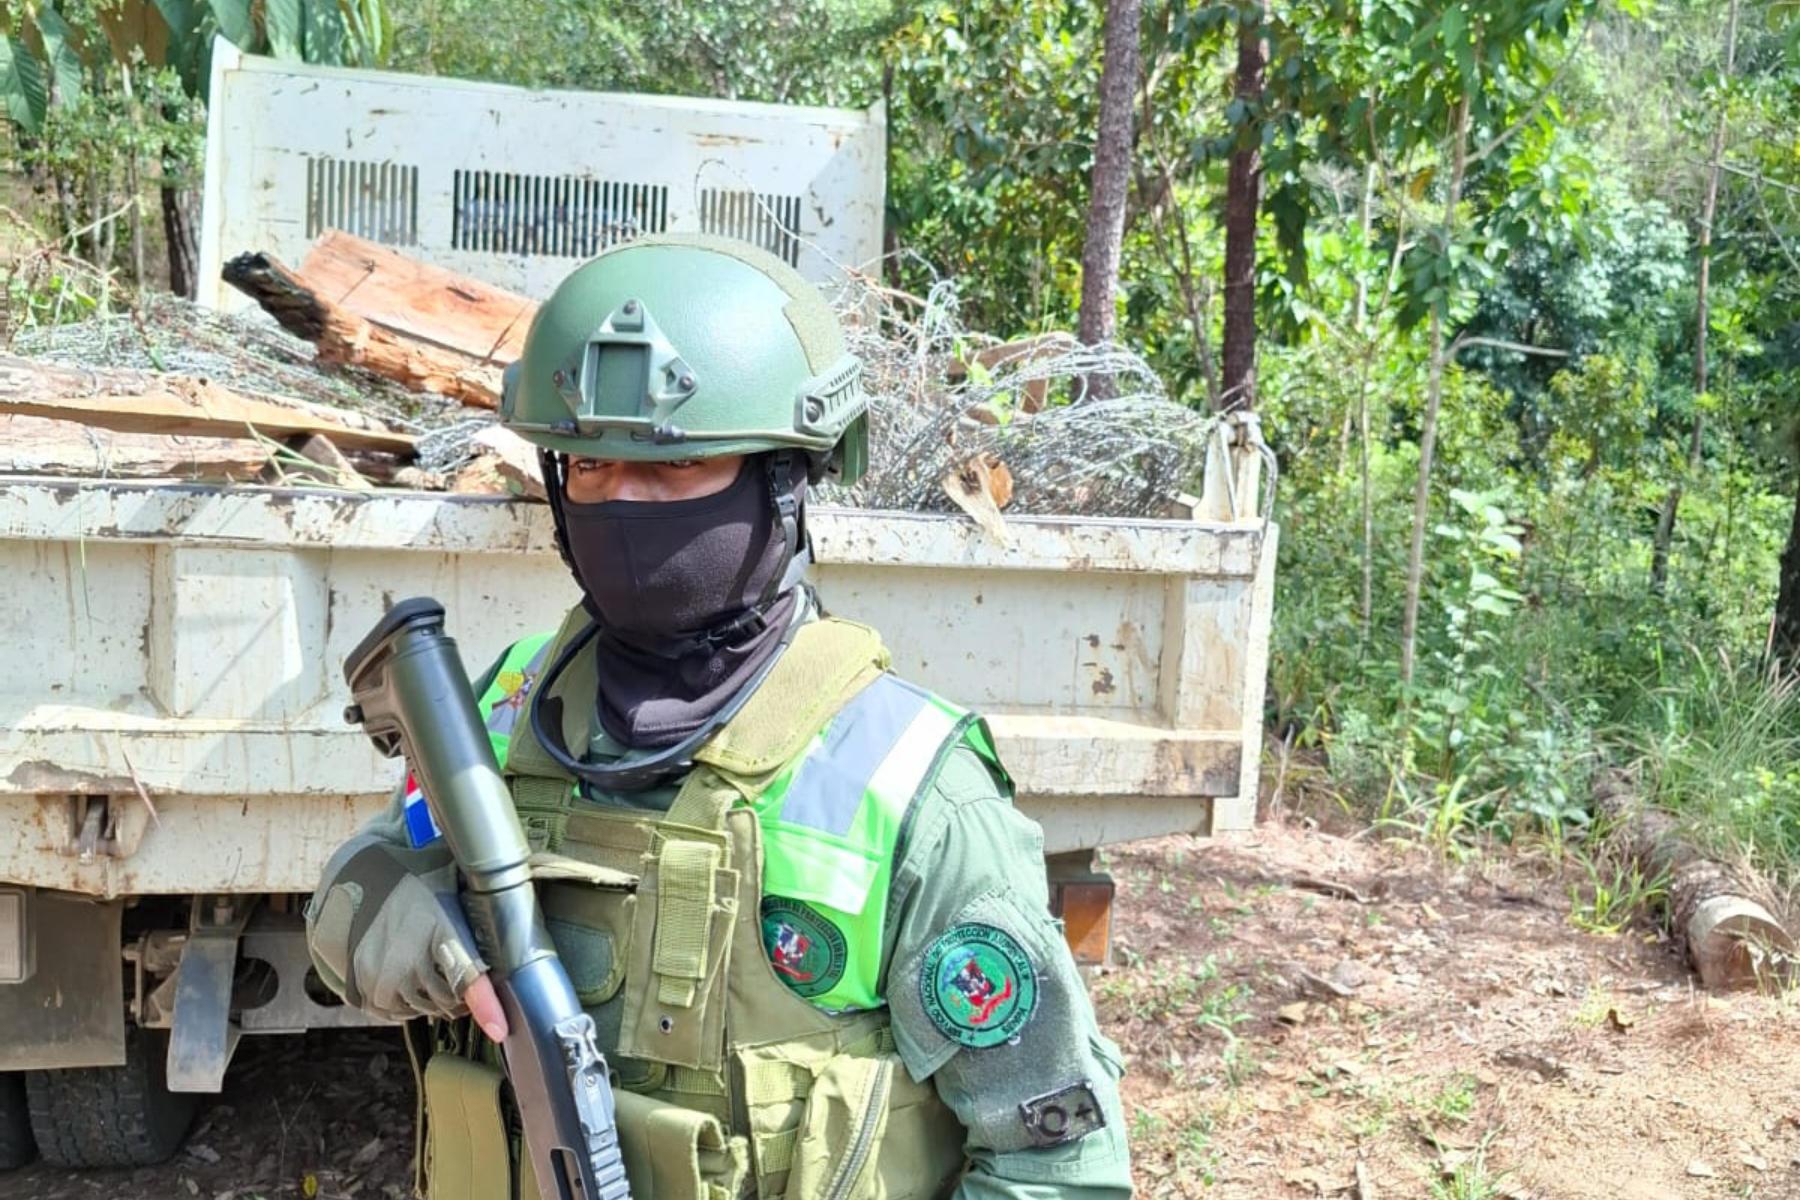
<box><xmin>224</xmin><ymin>250</ymin><xmax>504</xmax><ymax>409</ymax></box>
<box><xmin>298</xmin><ymin>229</ymin><xmax>538</xmax><ymax>363</ymax></box>
<box><xmin>3</xmin><ymin>415</ymin><xmax>271</xmax><ymax>480</ymax></box>
<box><xmin>0</xmin><ymin>356</ymin><xmax>417</xmax><ymax>455</ymax></box>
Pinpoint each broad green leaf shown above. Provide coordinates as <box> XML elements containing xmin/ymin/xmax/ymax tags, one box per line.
<box><xmin>303</xmin><ymin>0</ymin><xmax>346</xmax><ymax>65</ymax></box>
<box><xmin>0</xmin><ymin>36</ymin><xmax>47</xmax><ymax>134</ymax></box>
<box><xmin>33</xmin><ymin>4</ymin><xmax>83</xmax><ymax>108</ymax></box>
<box><xmin>150</xmin><ymin>0</ymin><xmax>206</xmax><ymax>91</ymax></box>
<box><xmin>210</xmin><ymin>0</ymin><xmax>255</xmax><ymax>48</ymax></box>
<box><xmin>265</xmin><ymin>0</ymin><xmax>302</xmax><ymax>59</ymax></box>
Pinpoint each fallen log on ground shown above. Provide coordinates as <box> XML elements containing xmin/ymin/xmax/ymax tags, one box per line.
<box><xmin>1594</xmin><ymin>767</ymin><xmax>1793</xmax><ymax>989</ymax></box>
<box><xmin>0</xmin><ymin>355</ymin><xmax>417</xmax><ymax>456</ymax></box>
<box><xmin>298</xmin><ymin>230</ymin><xmax>537</xmax><ymax>362</ymax></box>
<box><xmin>222</xmin><ymin>251</ymin><xmax>505</xmax><ymax>408</ymax></box>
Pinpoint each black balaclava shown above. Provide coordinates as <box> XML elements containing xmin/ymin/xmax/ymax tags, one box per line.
<box><xmin>555</xmin><ymin>452</ymin><xmax>809</xmax><ymax>752</ymax></box>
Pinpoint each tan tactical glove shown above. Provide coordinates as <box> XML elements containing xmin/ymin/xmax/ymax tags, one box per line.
<box><xmin>304</xmin><ymin>834</ymin><xmax>488</xmax><ymax>1024</ymax></box>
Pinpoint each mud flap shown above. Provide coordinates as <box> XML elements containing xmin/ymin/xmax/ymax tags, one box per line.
<box><xmin>167</xmin><ymin>901</ymin><xmax>255</xmax><ymax>1092</ymax></box>
<box><xmin>0</xmin><ymin>893</ymin><xmax>124</xmax><ymax>1072</ymax></box>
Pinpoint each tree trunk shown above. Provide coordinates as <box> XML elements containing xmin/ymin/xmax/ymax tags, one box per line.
<box><xmin>161</xmin><ymin>184</ymin><xmax>198</xmax><ymax>300</ymax></box>
<box><xmin>1651</xmin><ymin>0</ymin><xmax>1739</xmax><ymax>594</ymax></box>
<box><xmin>1075</xmin><ymin>0</ymin><xmax>1143</xmax><ymax>404</ymax></box>
<box><xmin>1218</xmin><ymin>1</ymin><xmax>1268</xmax><ymax>414</ymax></box>
<box><xmin>1400</xmin><ymin>95</ymin><xmax>1471</xmax><ymax>687</ymax></box>
<box><xmin>1594</xmin><ymin>769</ymin><xmax>1792</xmax><ymax>990</ymax></box>
<box><xmin>1775</xmin><ymin>467</ymin><xmax>1800</xmax><ymax>672</ymax></box>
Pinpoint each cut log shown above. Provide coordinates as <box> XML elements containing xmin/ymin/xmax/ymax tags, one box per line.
<box><xmin>1594</xmin><ymin>768</ymin><xmax>1793</xmax><ymax>989</ymax></box>
<box><xmin>222</xmin><ymin>251</ymin><xmax>505</xmax><ymax>409</ymax></box>
<box><xmin>470</xmin><ymin>425</ymin><xmax>547</xmax><ymax>500</ymax></box>
<box><xmin>0</xmin><ymin>356</ymin><xmax>416</xmax><ymax>455</ymax></box>
<box><xmin>298</xmin><ymin>230</ymin><xmax>538</xmax><ymax>362</ymax></box>
<box><xmin>3</xmin><ymin>415</ymin><xmax>271</xmax><ymax>480</ymax></box>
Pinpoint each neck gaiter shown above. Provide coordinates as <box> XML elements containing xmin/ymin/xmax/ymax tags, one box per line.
<box><xmin>559</xmin><ymin>455</ymin><xmax>807</xmax><ymax>749</ymax></box>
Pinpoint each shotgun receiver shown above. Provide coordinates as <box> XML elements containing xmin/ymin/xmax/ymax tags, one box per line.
<box><xmin>343</xmin><ymin>597</ymin><xmax>633</xmax><ymax>1200</ymax></box>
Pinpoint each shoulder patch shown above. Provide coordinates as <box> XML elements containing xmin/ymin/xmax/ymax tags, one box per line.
<box><xmin>760</xmin><ymin>898</ymin><xmax>849</xmax><ymax>999</ymax></box>
<box><xmin>920</xmin><ymin>922</ymin><xmax>1039</xmax><ymax>1048</ymax></box>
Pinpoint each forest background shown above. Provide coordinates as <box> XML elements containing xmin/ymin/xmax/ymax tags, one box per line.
<box><xmin>1</xmin><ymin>0</ymin><xmax>1797</xmax><ymax>903</ymax></box>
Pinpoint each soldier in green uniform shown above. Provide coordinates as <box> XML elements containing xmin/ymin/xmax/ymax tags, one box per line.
<box><xmin>305</xmin><ymin>234</ymin><xmax>1133</xmax><ymax>1200</ymax></box>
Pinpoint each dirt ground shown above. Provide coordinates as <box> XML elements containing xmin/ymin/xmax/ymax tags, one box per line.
<box><xmin>1102</xmin><ymin>821</ymin><xmax>1800</xmax><ymax>1200</ymax></box>
<box><xmin>9</xmin><ymin>818</ymin><xmax>1800</xmax><ymax>1200</ymax></box>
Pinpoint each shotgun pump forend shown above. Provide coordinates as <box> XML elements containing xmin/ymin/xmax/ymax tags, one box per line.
<box><xmin>343</xmin><ymin>597</ymin><xmax>632</xmax><ymax>1200</ymax></box>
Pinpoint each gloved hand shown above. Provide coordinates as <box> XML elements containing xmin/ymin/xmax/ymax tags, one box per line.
<box><xmin>305</xmin><ymin>834</ymin><xmax>489</xmax><ymax>1025</ymax></box>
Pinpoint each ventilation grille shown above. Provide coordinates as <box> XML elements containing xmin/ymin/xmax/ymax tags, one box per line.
<box><xmin>305</xmin><ymin>158</ymin><xmax>419</xmax><ymax>245</ymax></box>
<box><xmin>451</xmin><ymin>172</ymin><xmax>669</xmax><ymax>257</ymax></box>
<box><xmin>699</xmin><ymin>190</ymin><xmax>803</xmax><ymax>266</ymax></box>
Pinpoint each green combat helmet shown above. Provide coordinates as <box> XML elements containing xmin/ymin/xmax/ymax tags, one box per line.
<box><xmin>500</xmin><ymin>233</ymin><xmax>870</xmax><ymax>484</ymax></box>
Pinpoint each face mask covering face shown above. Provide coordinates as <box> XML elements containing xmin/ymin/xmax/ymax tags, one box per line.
<box><xmin>557</xmin><ymin>454</ymin><xmax>808</xmax><ymax>750</ymax></box>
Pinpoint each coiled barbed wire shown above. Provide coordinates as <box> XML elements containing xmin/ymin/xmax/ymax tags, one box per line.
<box><xmin>822</xmin><ymin>273</ymin><xmax>1218</xmax><ymax>518</ymax></box>
<box><xmin>12</xmin><ymin>274</ymin><xmax>1216</xmax><ymax>518</ymax></box>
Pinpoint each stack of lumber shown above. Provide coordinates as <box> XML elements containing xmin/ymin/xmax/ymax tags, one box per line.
<box><xmin>2</xmin><ymin>231</ymin><xmax>548</xmax><ymax>497</ymax></box>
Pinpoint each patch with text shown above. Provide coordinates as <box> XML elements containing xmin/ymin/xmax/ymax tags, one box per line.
<box><xmin>920</xmin><ymin>922</ymin><xmax>1039</xmax><ymax>1048</ymax></box>
<box><xmin>760</xmin><ymin>897</ymin><xmax>849</xmax><ymax>999</ymax></box>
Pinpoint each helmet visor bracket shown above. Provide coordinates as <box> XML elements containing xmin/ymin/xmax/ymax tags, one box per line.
<box><xmin>547</xmin><ymin>298</ymin><xmax>701</xmax><ymax>441</ymax></box>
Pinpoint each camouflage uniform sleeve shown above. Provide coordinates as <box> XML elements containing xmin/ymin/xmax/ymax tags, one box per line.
<box><xmin>885</xmin><ymin>743</ymin><xmax>1134</xmax><ymax>1199</ymax></box>
<box><xmin>304</xmin><ymin>649</ymin><xmax>509</xmax><ymax>999</ymax></box>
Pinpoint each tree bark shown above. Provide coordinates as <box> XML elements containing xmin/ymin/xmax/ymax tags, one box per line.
<box><xmin>1775</xmin><ymin>466</ymin><xmax>1800</xmax><ymax>672</ymax></box>
<box><xmin>1651</xmin><ymin>0</ymin><xmax>1738</xmax><ymax>594</ymax></box>
<box><xmin>1594</xmin><ymin>769</ymin><xmax>1792</xmax><ymax>990</ymax></box>
<box><xmin>299</xmin><ymin>230</ymin><xmax>537</xmax><ymax>362</ymax></box>
<box><xmin>1218</xmin><ymin>1</ymin><xmax>1268</xmax><ymax>414</ymax></box>
<box><xmin>1075</xmin><ymin>0</ymin><xmax>1143</xmax><ymax>404</ymax></box>
<box><xmin>222</xmin><ymin>250</ymin><xmax>506</xmax><ymax>408</ymax></box>
<box><xmin>161</xmin><ymin>184</ymin><xmax>199</xmax><ymax>300</ymax></box>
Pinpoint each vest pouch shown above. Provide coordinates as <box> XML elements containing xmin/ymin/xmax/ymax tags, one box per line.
<box><xmin>600</xmin><ymin>1088</ymin><xmax>750</xmax><ymax>1200</ymax></box>
<box><xmin>420</xmin><ymin>1053</ymin><xmax>511</xmax><ymax>1200</ymax></box>
<box><xmin>619</xmin><ymin>829</ymin><xmax>738</xmax><ymax>1070</ymax></box>
<box><xmin>786</xmin><ymin>1049</ymin><xmax>895</xmax><ymax>1200</ymax></box>
<box><xmin>536</xmin><ymin>852</ymin><xmax>639</xmax><ymax>1008</ymax></box>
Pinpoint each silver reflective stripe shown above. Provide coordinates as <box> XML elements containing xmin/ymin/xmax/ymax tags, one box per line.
<box><xmin>776</xmin><ymin>676</ymin><xmax>933</xmax><ymax>836</ymax></box>
<box><xmin>485</xmin><ymin>640</ymin><xmax>553</xmax><ymax>742</ymax></box>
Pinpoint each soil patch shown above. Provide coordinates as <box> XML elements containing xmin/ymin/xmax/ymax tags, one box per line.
<box><xmin>1103</xmin><ymin>822</ymin><xmax>1800</xmax><ymax>1199</ymax></box>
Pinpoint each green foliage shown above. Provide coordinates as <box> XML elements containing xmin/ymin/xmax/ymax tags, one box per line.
<box><xmin>1625</xmin><ymin>650</ymin><xmax>1800</xmax><ymax>869</ymax></box>
<box><xmin>385</xmin><ymin>0</ymin><xmax>889</xmax><ymax>103</ymax></box>
<box><xmin>0</xmin><ymin>34</ymin><xmax>47</xmax><ymax>133</ymax></box>
<box><xmin>1567</xmin><ymin>856</ymin><xmax>1668</xmax><ymax>935</ymax></box>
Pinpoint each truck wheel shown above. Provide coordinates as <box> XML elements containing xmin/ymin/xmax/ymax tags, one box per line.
<box><xmin>0</xmin><ymin>1073</ymin><xmax>36</xmax><ymax>1169</ymax></box>
<box><xmin>25</xmin><ymin>1030</ymin><xmax>197</xmax><ymax>1167</ymax></box>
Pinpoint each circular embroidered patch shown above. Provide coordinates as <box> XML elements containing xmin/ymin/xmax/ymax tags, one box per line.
<box><xmin>760</xmin><ymin>898</ymin><xmax>848</xmax><ymax>999</ymax></box>
<box><xmin>920</xmin><ymin>922</ymin><xmax>1039</xmax><ymax>1048</ymax></box>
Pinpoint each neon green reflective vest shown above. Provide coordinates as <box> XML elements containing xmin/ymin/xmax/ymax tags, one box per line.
<box><xmin>466</xmin><ymin>623</ymin><xmax>1003</xmax><ymax>1014</ymax></box>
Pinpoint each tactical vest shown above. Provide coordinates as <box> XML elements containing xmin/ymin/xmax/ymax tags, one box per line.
<box><xmin>418</xmin><ymin>606</ymin><xmax>997</xmax><ymax>1200</ymax></box>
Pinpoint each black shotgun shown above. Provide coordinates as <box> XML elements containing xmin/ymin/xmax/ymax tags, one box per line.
<box><xmin>344</xmin><ymin>598</ymin><xmax>632</xmax><ymax>1200</ymax></box>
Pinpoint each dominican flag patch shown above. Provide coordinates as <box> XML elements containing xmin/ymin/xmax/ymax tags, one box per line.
<box><xmin>402</xmin><ymin>774</ymin><xmax>442</xmax><ymax>847</ymax></box>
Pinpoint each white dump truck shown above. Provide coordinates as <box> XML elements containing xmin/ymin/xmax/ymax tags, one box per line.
<box><xmin>0</xmin><ymin>450</ymin><xmax>1275</xmax><ymax>1166</ymax></box>
<box><xmin>0</xmin><ymin>45</ymin><xmax>1278</xmax><ymax>1172</ymax></box>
